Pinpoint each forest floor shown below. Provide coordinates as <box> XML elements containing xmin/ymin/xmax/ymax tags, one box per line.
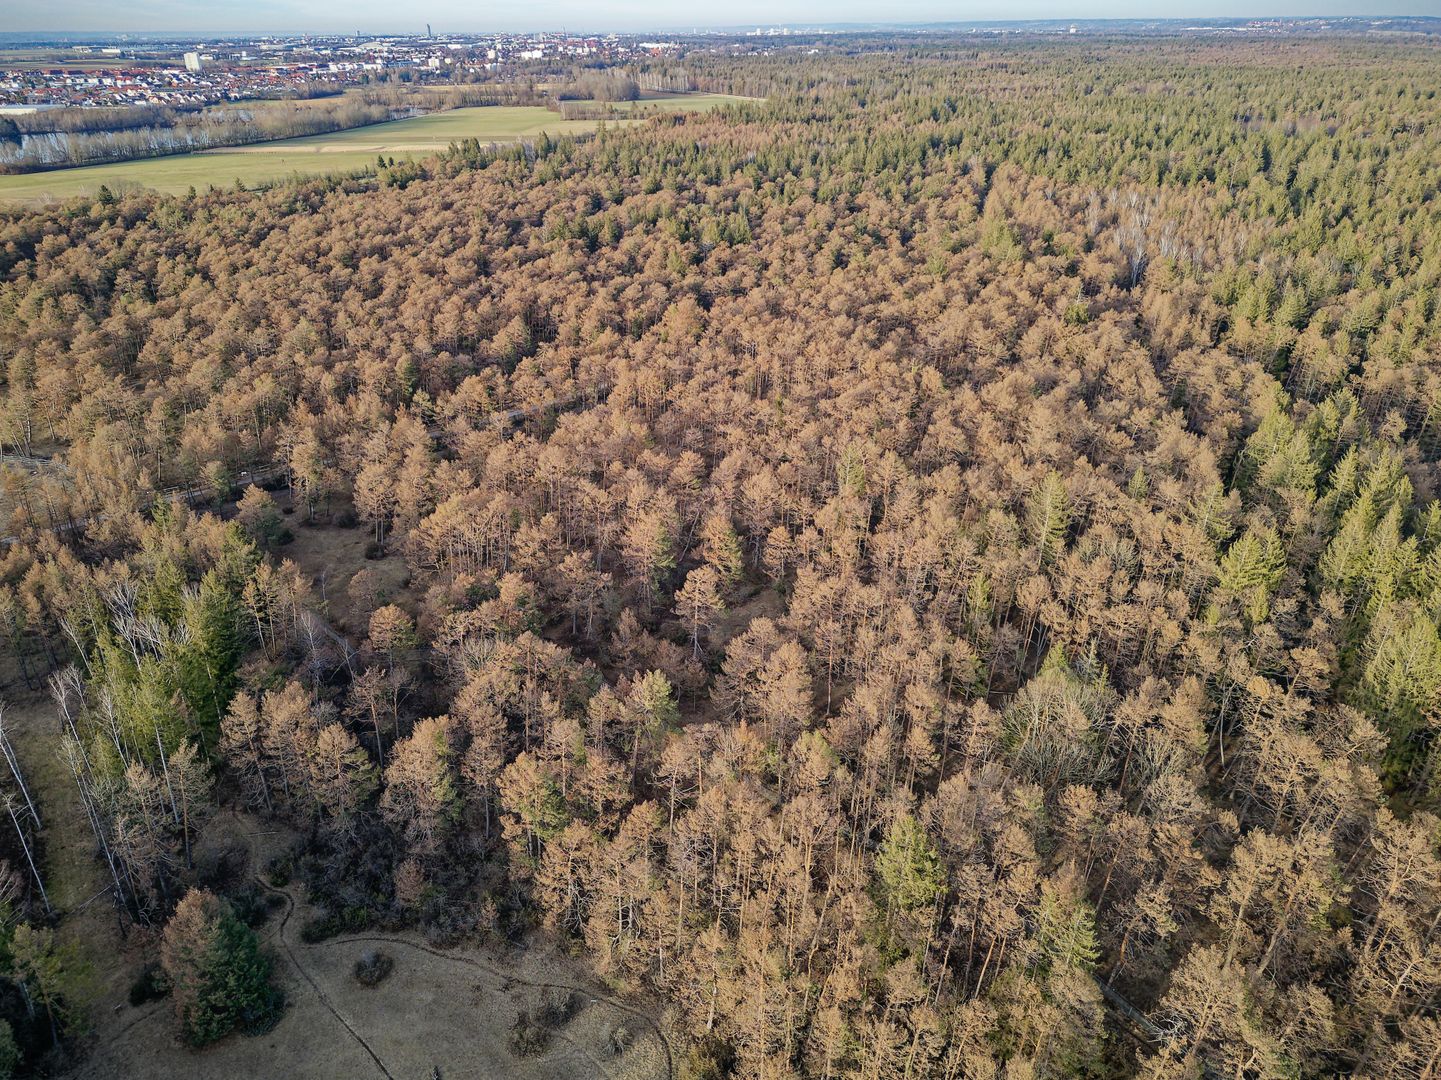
<box><xmin>280</xmin><ymin>508</ymin><xmax>413</xmax><ymax>637</ymax></box>
<box><xmin>0</xmin><ymin>678</ymin><xmax>134</xmax><ymax>1024</ymax></box>
<box><xmin>67</xmin><ymin>809</ymin><xmax>670</xmax><ymax>1080</ymax></box>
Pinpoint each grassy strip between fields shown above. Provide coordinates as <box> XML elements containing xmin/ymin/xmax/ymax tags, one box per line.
<box><xmin>0</xmin><ymin>95</ymin><xmax>752</xmax><ymax>203</ymax></box>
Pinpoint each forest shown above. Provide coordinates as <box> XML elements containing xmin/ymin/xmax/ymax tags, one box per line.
<box><xmin>1</xmin><ymin>30</ymin><xmax>1441</xmax><ymax>1080</ymax></box>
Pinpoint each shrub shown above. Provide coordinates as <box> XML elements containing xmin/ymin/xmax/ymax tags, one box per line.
<box><xmin>508</xmin><ymin>1010</ymin><xmax>548</xmax><ymax>1057</ymax></box>
<box><xmin>352</xmin><ymin>950</ymin><xmax>394</xmax><ymax>987</ymax></box>
<box><xmin>607</xmin><ymin>1021</ymin><xmax>635</xmax><ymax>1057</ymax></box>
<box><xmin>299</xmin><ymin>916</ymin><xmax>336</xmax><ymax>943</ymax></box>
<box><xmin>265</xmin><ymin>854</ymin><xmax>292</xmax><ymax>888</ymax></box>
<box><xmin>681</xmin><ymin>1035</ymin><xmax>736</xmax><ymax>1080</ymax></box>
<box><xmin>507</xmin><ymin>989</ymin><xmax>579</xmax><ymax>1057</ymax></box>
<box><xmin>300</xmin><ymin>905</ymin><xmax>371</xmax><ymax>943</ymax></box>
<box><xmin>128</xmin><ymin>964</ymin><xmax>170</xmax><ymax>1007</ymax></box>
<box><xmin>537</xmin><ymin>988</ymin><xmax>579</xmax><ymax>1027</ymax></box>
<box><xmin>229</xmin><ymin>887</ymin><xmax>283</xmax><ymax>929</ymax></box>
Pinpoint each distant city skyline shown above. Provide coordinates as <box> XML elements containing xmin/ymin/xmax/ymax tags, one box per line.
<box><xmin>2</xmin><ymin>2</ymin><xmax>1438</xmax><ymax>35</ymax></box>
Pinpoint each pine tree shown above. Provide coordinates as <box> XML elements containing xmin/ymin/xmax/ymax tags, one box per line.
<box><xmin>1027</xmin><ymin>470</ymin><xmax>1070</xmax><ymax>568</ymax></box>
<box><xmin>700</xmin><ymin>511</ymin><xmax>746</xmax><ymax>589</ymax></box>
<box><xmin>10</xmin><ymin>925</ymin><xmax>77</xmax><ymax>1049</ymax></box>
<box><xmin>380</xmin><ymin>717</ymin><xmax>460</xmax><ymax>858</ymax></box>
<box><xmin>160</xmin><ymin>888</ymin><xmax>282</xmax><ymax>1045</ymax></box>
<box><xmin>1034</xmin><ymin>874</ymin><xmax>1101</xmax><ymax>973</ymax></box>
<box><xmin>498</xmin><ymin>751</ymin><xmax>568</xmax><ymax>863</ymax></box>
<box><xmin>1216</xmin><ymin>526</ymin><xmax>1286</xmax><ymax>624</ymax></box>
<box><xmin>220</xmin><ymin>692</ymin><xmax>272</xmax><ymax>811</ymax></box>
<box><xmin>176</xmin><ymin>568</ymin><xmax>247</xmax><ymax>750</ymax></box>
<box><xmin>622</xmin><ymin>508</ymin><xmax>677</xmax><ymax>610</ymax></box>
<box><xmin>876</xmin><ymin>813</ymin><xmax>944</xmax><ymax>915</ymax></box>
<box><xmin>837</xmin><ymin>443</ymin><xmax>867</xmax><ymax>498</ymax></box>
<box><xmin>309</xmin><ymin>724</ymin><xmax>378</xmax><ymax>841</ymax></box>
<box><xmin>675</xmin><ymin>565</ymin><xmax>725</xmax><ymax>660</ymax></box>
<box><xmin>0</xmin><ymin>1020</ymin><xmax>17</xmax><ymax>1080</ymax></box>
<box><xmin>1319</xmin><ymin>494</ymin><xmax>1380</xmax><ymax>599</ymax></box>
<box><xmin>1360</xmin><ymin>604</ymin><xmax>1441</xmax><ymax>750</ymax></box>
<box><xmin>1236</xmin><ymin>404</ymin><xmax>1319</xmax><ymax>501</ymax></box>
<box><xmin>234</xmin><ymin>485</ymin><xmax>284</xmax><ymax>548</ymax></box>
<box><xmin>631</xmin><ymin>670</ymin><xmax>680</xmax><ymax>733</ymax></box>
<box><xmin>169</xmin><ymin>741</ymin><xmax>213</xmax><ymax>871</ymax></box>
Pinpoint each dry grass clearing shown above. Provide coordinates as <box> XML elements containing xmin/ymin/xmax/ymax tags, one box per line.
<box><xmin>70</xmin><ymin>861</ymin><xmax>669</xmax><ymax>1080</ymax></box>
<box><xmin>278</xmin><ymin>508</ymin><xmax>412</xmax><ymax>638</ymax></box>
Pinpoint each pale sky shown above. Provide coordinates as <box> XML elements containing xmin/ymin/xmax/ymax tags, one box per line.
<box><xmin>1</xmin><ymin>0</ymin><xmax>1438</xmax><ymax>35</ymax></box>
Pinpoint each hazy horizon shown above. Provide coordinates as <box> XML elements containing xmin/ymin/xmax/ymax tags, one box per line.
<box><xmin>2</xmin><ymin>3</ymin><xmax>1438</xmax><ymax>36</ymax></box>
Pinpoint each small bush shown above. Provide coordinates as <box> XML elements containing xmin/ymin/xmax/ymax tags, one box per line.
<box><xmin>128</xmin><ymin>963</ymin><xmax>170</xmax><ymax>1007</ymax></box>
<box><xmin>364</xmin><ymin>541</ymin><xmax>384</xmax><ymax>560</ymax></box>
<box><xmin>508</xmin><ymin>1010</ymin><xmax>548</xmax><ymax>1057</ymax></box>
<box><xmin>229</xmin><ymin>886</ymin><xmax>283</xmax><ymax>929</ymax></box>
<box><xmin>537</xmin><ymin>988</ymin><xmax>579</xmax><ymax>1027</ymax></box>
<box><xmin>682</xmin><ymin>1035</ymin><xmax>737</xmax><ymax>1080</ymax></box>
<box><xmin>300</xmin><ymin>916</ymin><xmax>336</xmax><ymax>943</ymax></box>
<box><xmin>422</xmin><ymin>909</ymin><xmax>464</xmax><ymax>949</ymax></box>
<box><xmin>265</xmin><ymin>854</ymin><xmax>293</xmax><ymax>888</ymax></box>
<box><xmin>240</xmin><ymin>988</ymin><xmax>285</xmax><ymax>1036</ymax></box>
<box><xmin>334</xmin><ymin>509</ymin><xmax>358</xmax><ymax>528</ymax></box>
<box><xmin>607</xmin><ymin>1022</ymin><xmax>635</xmax><ymax>1057</ymax></box>
<box><xmin>353</xmin><ymin>950</ymin><xmax>394</xmax><ymax>987</ymax></box>
<box><xmin>508</xmin><ymin>989</ymin><xmax>579</xmax><ymax>1057</ymax></box>
<box><xmin>301</xmin><ymin>905</ymin><xmax>371</xmax><ymax>943</ymax></box>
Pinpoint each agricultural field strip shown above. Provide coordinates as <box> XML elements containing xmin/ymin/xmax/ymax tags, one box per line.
<box><xmin>0</xmin><ymin>95</ymin><xmax>755</xmax><ymax>202</ymax></box>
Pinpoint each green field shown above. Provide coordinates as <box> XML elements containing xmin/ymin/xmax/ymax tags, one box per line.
<box><xmin>0</xmin><ymin>94</ymin><xmax>750</xmax><ymax>204</ymax></box>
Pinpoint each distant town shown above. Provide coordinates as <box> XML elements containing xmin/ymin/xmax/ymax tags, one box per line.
<box><xmin>2</xmin><ymin>15</ymin><xmax>1437</xmax><ymax>112</ymax></box>
<box><xmin>0</xmin><ymin>33</ymin><xmax>689</xmax><ymax>111</ymax></box>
